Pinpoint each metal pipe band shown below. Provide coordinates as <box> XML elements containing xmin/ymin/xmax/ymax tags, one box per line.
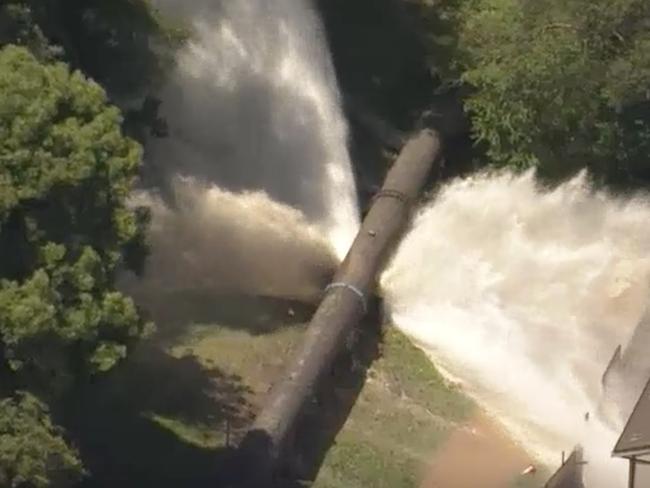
<box><xmin>324</xmin><ymin>282</ymin><xmax>367</xmax><ymax>313</ymax></box>
<box><xmin>372</xmin><ymin>188</ymin><xmax>410</xmax><ymax>204</ymax></box>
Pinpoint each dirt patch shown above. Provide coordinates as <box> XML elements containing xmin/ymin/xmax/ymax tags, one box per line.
<box><xmin>421</xmin><ymin>413</ymin><xmax>538</xmax><ymax>488</ymax></box>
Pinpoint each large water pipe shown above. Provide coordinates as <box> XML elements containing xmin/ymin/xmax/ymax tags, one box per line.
<box><xmin>235</xmin><ymin>128</ymin><xmax>443</xmax><ymax>486</ymax></box>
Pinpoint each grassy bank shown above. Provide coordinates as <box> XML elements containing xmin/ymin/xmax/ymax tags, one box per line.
<box><xmin>149</xmin><ymin>321</ymin><xmax>477</xmax><ymax>487</ymax></box>
<box><xmin>72</xmin><ymin>296</ymin><xmax>545</xmax><ymax>487</ymax></box>
<box><xmin>313</xmin><ymin>328</ymin><xmax>474</xmax><ymax>488</ymax></box>
<box><xmin>313</xmin><ymin>329</ymin><xmax>548</xmax><ymax>488</ymax></box>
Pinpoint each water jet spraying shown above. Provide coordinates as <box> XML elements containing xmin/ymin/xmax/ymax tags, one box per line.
<box><xmin>123</xmin><ymin>0</ymin><xmax>360</xmax><ymax>309</ymax></box>
<box><xmin>382</xmin><ymin>170</ymin><xmax>650</xmax><ymax>487</ymax></box>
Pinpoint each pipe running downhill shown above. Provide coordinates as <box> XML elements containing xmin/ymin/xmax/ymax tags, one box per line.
<box><xmin>236</xmin><ymin>129</ymin><xmax>443</xmax><ymax>486</ymax></box>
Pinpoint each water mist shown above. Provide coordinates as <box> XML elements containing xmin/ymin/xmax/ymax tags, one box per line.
<box><xmin>124</xmin><ymin>0</ymin><xmax>359</xmax><ymax>307</ymax></box>
<box><xmin>381</xmin><ymin>170</ymin><xmax>650</xmax><ymax>487</ymax></box>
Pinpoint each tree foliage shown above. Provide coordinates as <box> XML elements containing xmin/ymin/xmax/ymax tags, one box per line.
<box><xmin>0</xmin><ymin>393</ymin><xmax>83</xmax><ymax>488</ymax></box>
<box><xmin>0</xmin><ymin>45</ymin><xmax>151</xmax><ymax>378</ymax></box>
<box><xmin>456</xmin><ymin>0</ymin><xmax>650</xmax><ymax>183</ymax></box>
<box><xmin>0</xmin><ymin>0</ymin><xmax>184</xmax><ymax>98</ymax></box>
<box><xmin>0</xmin><ymin>2</ymin><xmax>183</xmax><ymax>485</ymax></box>
<box><xmin>0</xmin><ymin>0</ymin><xmax>183</xmax><ymax>145</ymax></box>
<box><xmin>0</xmin><ymin>45</ymin><xmax>153</xmax><ymax>485</ymax></box>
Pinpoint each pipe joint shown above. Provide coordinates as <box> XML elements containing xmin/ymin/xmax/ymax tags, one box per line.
<box><xmin>325</xmin><ymin>282</ymin><xmax>367</xmax><ymax>313</ymax></box>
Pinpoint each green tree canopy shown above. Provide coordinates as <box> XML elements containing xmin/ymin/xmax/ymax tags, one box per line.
<box><xmin>456</xmin><ymin>0</ymin><xmax>650</xmax><ymax>183</ymax></box>
<box><xmin>0</xmin><ymin>393</ymin><xmax>83</xmax><ymax>488</ymax></box>
<box><xmin>0</xmin><ymin>45</ymin><xmax>152</xmax><ymax>485</ymax></box>
<box><xmin>0</xmin><ymin>0</ymin><xmax>184</xmax><ymax>98</ymax></box>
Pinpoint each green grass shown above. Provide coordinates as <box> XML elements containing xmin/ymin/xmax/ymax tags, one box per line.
<box><xmin>313</xmin><ymin>327</ymin><xmax>476</xmax><ymax>488</ymax></box>
<box><xmin>146</xmin><ymin>321</ymin><xmax>477</xmax><ymax>487</ymax></box>
<box><xmin>169</xmin><ymin>322</ymin><xmax>306</xmax><ymax>399</ymax></box>
<box><xmin>314</xmin><ymin>437</ymin><xmax>416</xmax><ymax>488</ymax></box>
<box><xmin>141</xmin><ymin>320</ymin><xmax>540</xmax><ymax>488</ymax></box>
<box><xmin>380</xmin><ymin>329</ymin><xmax>474</xmax><ymax>421</ymax></box>
<box><xmin>146</xmin><ymin>413</ymin><xmax>225</xmax><ymax>448</ymax></box>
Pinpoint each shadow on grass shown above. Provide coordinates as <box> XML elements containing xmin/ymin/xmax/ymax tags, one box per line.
<box><xmin>286</xmin><ymin>297</ymin><xmax>384</xmax><ymax>486</ymax></box>
<box><xmin>135</xmin><ymin>290</ymin><xmax>318</xmax><ymax>341</ymax></box>
<box><xmin>232</xmin><ymin>297</ymin><xmax>385</xmax><ymax>487</ymax></box>
<box><xmin>63</xmin><ymin>344</ymin><xmax>253</xmax><ymax>488</ymax></box>
<box><xmin>286</xmin><ymin>321</ymin><xmax>381</xmax><ymax>488</ymax></box>
<box><xmin>74</xmin><ymin>271</ymin><xmax>321</xmax><ymax>485</ymax></box>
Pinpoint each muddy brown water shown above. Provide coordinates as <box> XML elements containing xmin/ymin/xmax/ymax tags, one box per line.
<box><xmin>421</xmin><ymin>413</ymin><xmax>538</xmax><ymax>488</ymax></box>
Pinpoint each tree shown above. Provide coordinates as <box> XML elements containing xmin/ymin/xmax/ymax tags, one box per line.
<box><xmin>0</xmin><ymin>0</ymin><xmax>184</xmax><ymax>99</ymax></box>
<box><xmin>0</xmin><ymin>45</ymin><xmax>152</xmax><ymax>485</ymax></box>
<box><xmin>0</xmin><ymin>394</ymin><xmax>83</xmax><ymax>488</ymax></box>
<box><xmin>0</xmin><ymin>0</ymin><xmax>184</xmax><ymax>146</ymax></box>
<box><xmin>455</xmin><ymin>0</ymin><xmax>650</xmax><ymax>184</ymax></box>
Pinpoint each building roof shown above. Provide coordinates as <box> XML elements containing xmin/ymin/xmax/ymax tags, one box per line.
<box><xmin>544</xmin><ymin>447</ymin><xmax>584</xmax><ymax>488</ymax></box>
<box><xmin>613</xmin><ymin>377</ymin><xmax>650</xmax><ymax>457</ymax></box>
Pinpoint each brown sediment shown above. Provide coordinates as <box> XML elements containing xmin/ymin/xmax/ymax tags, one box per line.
<box><xmin>421</xmin><ymin>412</ymin><xmax>535</xmax><ymax>488</ymax></box>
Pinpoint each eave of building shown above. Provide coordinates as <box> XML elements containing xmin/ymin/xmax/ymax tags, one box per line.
<box><xmin>612</xmin><ymin>446</ymin><xmax>650</xmax><ymax>459</ymax></box>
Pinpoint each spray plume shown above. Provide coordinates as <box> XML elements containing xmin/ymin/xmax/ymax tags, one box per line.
<box><xmin>382</xmin><ymin>170</ymin><xmax>650</xmax><ymax>487</ymax></box>
<box><xmin>123</xmin><ymin>0</ymin><xmax>359</xmax><ymax>308</ymax></box>
<box><xmin>124</xmin><ymin>178</ymin><xmax>336</xmax><ymax>303</ymax></box>
<box><xmin>146</xmin><ymin>0</ymin><xmax>359</xmax><ymax>258</ymax></box>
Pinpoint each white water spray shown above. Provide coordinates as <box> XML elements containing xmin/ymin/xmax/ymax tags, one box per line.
<box><xmin>147</xmin><ymin>0</ymin><xmax>359</xmax><ymax>260</ymax></box>
<box><xmin>382</xmin><ymin>170</ymin><xmax>650</xmax><ymax>487</ymax></box>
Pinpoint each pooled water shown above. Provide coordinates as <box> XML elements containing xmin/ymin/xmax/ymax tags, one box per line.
<box><xmin>382</xmin><ymin>170</ymin><xmax>650</xmax><ymax>487</ymax></box>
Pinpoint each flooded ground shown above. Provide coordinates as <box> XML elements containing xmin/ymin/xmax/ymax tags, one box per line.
<box><xmin>422</xmin><ymin>413</ymin><xmax>542</xmax><ymax>488</ymax></box>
